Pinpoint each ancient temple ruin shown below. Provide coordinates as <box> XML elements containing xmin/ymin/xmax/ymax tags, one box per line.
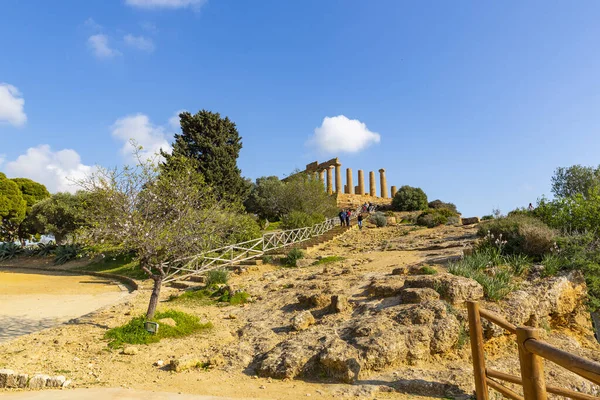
<box><xmin>297</xmin><ymin>158</ymin><xmax>396</xmax><ymax>207</ymax></box>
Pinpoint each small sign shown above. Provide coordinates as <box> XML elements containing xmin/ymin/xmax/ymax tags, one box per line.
<box><xmin>145</xmin><ymin>321</ymin><xmax>159</xmax><ymax>334</ymax></box>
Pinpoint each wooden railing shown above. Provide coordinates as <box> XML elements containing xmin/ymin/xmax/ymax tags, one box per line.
<box><xmin>467</xmin><ymin>301</ymin><xmax>600</xmax><ymax>400</ymax></box>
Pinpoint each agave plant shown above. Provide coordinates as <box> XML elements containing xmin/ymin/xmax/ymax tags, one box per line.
<box><xmin>54</xmin><ymin>244</ymin><xmax>84</xmax><ymax>265</ymax></box>
<box><xmin>0</xmin><ymin>243</ymin><xmax>24</xmax><ymax>261</ymax></box>
<box><xmin>36</xmin><ymin>242</ymin><xmax>58</xmax><ymax>257</ymax></box>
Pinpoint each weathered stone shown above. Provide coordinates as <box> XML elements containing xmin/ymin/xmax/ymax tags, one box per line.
<box><xmin>297</xmin><ymin>294</ymin><xmax>330</xmax><ymax>309</ymax></box>
<box><xmin>317</xmin><ymin>338</ymin><xmax>361</xmax><ymax>383</ymax></box>
<box><xmin>169</xmin><ymin>356</ymin><xmax>201</xmax><ymax>372</ymax></box>
<box><xmin>7</xmin><ymin>373</ymin><xmax>28</xmax><ymax>388</ymax></box>
<box><xmin>158</xmin><ymin>318</ymin><xmax>177</xmax><ymax>327</ymax></box>
<box><xmin>405</xmin><ymin>326</ymin><xmax>433</xmax><ymax>361</ymax></box>
<box><xmin>368</xmin><ymin>276</ymin><xmax>406</xmax><ymax>297</ymax></box>
<box><xmin>399</xmin><ymin>288</ymin><xmax>440</xmax><ymax>304</ymax></box>
<box><xmin>386</xmin><ymin>216</ymin><xmax>397</xmax><ymax>225</ymax></box>
<box><xmin>296</xmin><ymin>259</ymin><xmax>316</xmax><ymax>268</ymax></box>
<box><xmin>257</xmin><ymin>339</ymin><xmax>318</xmax><ymax>379</ymax></box>
<box><xmin>122</xmin><ymin>346</ymin><xmax>138</xmax><ymax>355</ymax></box>
<box><xmin>354</xmin><ymin>329</ymin><xmax>409</xmax><ymax>371</ymax></box>
<box><xmin>62</xmin><ymin>380</ymin><xmax>72</xmax><ymax>388</ymax></box>
<box><xmin>431</xmin><ymin>315</ymin><xmax>460</xmax><ymax>353</ymax></box>
<box><xmin>0</xmin><ymin>369</ymin><xmax>14</xmax><ymax>388</ymax></box>
<box><xmin>28</xmin><ymin>374</ymin><xmax>49</xmax><ymax>389</ymax></box>
<box><xmin>330</xmin><ymin>295</ymin><xmax>350</xmax><ymax>313</ymax></box>
<box><xmin>46</xmin><ymin>375</ymin><xmax>66</xmax><ymax>388</ymax></box>
<box><xmin>391</xmin><ymin>266</ymin><xmax>409</xmax><ymax>275</ymax></box>
<box><xmin>461</xmin><ymin>217</ymin><xmax>480</xmax><ymax>225</ymax></box>
<box><xmin>292</xmin><ymin>311</ymin><xmax>316</xmax><ymax>331</ymax></box>
<box><xmin>404</xmin><ymin>274</ymin><xmax>484</xmax><ymax>304</ymax></box>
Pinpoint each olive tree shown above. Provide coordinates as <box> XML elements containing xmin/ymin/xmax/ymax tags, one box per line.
<box><xmin>79</xmin><ymin>151</ymin><xmax>241</xmax><ymax>319</ymax></box>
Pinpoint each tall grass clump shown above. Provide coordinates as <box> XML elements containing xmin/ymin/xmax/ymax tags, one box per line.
<box><xmin>206</xmin><ymin>269</ymin><xmax>229</xmax><ymax>286</ymax></box>
<box><xmin>284</xmin><ymin>248</ymin><xmax>304</xmax><ymax>267</ymax></box>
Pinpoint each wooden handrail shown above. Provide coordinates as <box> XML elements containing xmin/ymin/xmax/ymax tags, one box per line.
<box><xmin>487</xmin><ymin>368</ymin><xmax>599</xmax><ymax>400</ymax></box>
<box><xmin>479</xmin><ymin>308</ymin><xmax>517</xmax><ymax>334</ymax></box>
<box><xmin>523</xmin><ymin>338</ymin><xmax>600</xmax><ymax>386</ymax></box>
<box><xmin>486</xmin><ymin>378</ymin><xmax>524</xmax><ymax>400</ymax></box>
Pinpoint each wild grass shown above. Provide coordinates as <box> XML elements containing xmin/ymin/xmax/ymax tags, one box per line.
<box><xmin>421</xmin><ymin>265</ymin><xmax>438</xmax><ymax>275</ymax></box>
<box><xmin>104</xmin><ymin>309</ymin><xmax>212</xmax><ymax>348</ymax></box>
<box><xmin>206</xmin><ymin>269</ymin><xmax>229</xmax><ymax>286</ymax></box>
<box><xmin>77</xmin><ymin>253</ymin><xmax>147</xmax><ymax>280</ymax></box>
<box><xmin>312</xmin><ymin>256</ymin><xmax>345</xmax><ymax>265</ymax></box>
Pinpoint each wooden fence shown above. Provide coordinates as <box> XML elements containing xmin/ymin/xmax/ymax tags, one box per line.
<box><xmin>467</xmin><ymin>301</ymin><xmax>600</xmax><ymax>400</ymax></box>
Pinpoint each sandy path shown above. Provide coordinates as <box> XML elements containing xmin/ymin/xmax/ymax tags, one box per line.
<box><xmin>0</xmin><ymin>269</ymin><xmax>130</xmax><ymax>343</ymax></box>
<box><xmin>0</xmin><ymin>388</ymin><xmax>253</xmax><ymax>400</ymax></box>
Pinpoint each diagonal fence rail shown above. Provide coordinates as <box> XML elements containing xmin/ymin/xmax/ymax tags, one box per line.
<box><xmin>162</xmin><ymin>209</ymin><xmax>360</xmax><ymax>283</ymax></box>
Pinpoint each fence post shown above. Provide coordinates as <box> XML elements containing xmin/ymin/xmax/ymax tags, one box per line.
<box><xmin>467</xmin><ymin>301</ymin><xmax>489</xmax><ymax>400</ymax></box>
<box><xmin>517</xmin><ymin>327</ymin><xmax>547</xmax><ymax>400</ymax></box>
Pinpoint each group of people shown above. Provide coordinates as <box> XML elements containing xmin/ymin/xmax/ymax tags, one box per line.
<box><xmin>339</xmin><ymin>208</ymin><xmax>365</xmax><ymax>230</ymax></box>
<box><xmin>361</xmin><ymin>202</ymin><xmax>376</xmax><ymax>213</ymax></box>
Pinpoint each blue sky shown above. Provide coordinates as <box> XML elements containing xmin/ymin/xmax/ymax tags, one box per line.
<box><xmin>1</xmin><ymin>0</ymin><xmax>600</xmax><ymax>216</ymax></box>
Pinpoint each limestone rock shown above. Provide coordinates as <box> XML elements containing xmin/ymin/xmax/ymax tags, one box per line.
<box><xmin>404</xmin><ymin>274</ymin><xmax>483</xmax><ymax>304</ymax></box>
<box><xmin>296</xmin><ymin>259</ymin><xmax>316</xmax><ymax>268</ymax></box>
<box><xmin>46</xmin><ymin>375</ymin><xmax>66</xmax><ymax>388</ymax></box>
<box><xmin>0</xmin><ymin>369</ymin><xmax>14</xmax><ymax>388</ymax></box>
<box><xmin>7</xmin><ymin>373</ymin><xmax>28</xmax><ymax>388</ymax></box>
<box><xmin>292</xmin><ymin>311</ymin><xmax>316</xmax><ymax>331</ymax></box>
<box><xmin>256</xmin><ymin>339</ymin><xmax>318</xmax><ymax>379</ymax></box>
<box><xmin>297</xmin><ymin>294</ymin><xmax>330</xmax><ymax>309</ymax></box>
<box><xmin>330</xmin><ymin>295</ymin><xmax>350</xmax><ymax>313</ymax></box>
<box><xmin>461</xmin><ymin>217</ymin><xmax>480</xmax><ymax>225</ymax></box>
<box><xmin>28</xmin><ymin>374</ymin><xmax>49</xmax><ymax>389</ymax></box>
<box><xmin>157</xmin><ymin>318</ymin><xmax>177</xmax><ymax>327</ymax></box>
<box><xmin>431</xmin><ymin>315</ymin><xmax>460</xmax><ymax>353</ymax></box>
<box><xmin>399</xmin><ymin>288</ymin><xmax>440</xmax><ymax>304</ymax></box>
<box><xmin>169</xmin><ymin>356</ymin><xmax>201</xmax><ymax>372</ymax></box>
<box><xmin>122</xmin><ymin>346</ymin><xmax>138</xmax><ymax>355</ymax></box>
<box><xmin>317</xmin><ymin>338</ymin><xmax>361</xmax><ymax>383</ymax></box>
<box><xmin>368</xmin><ymin>276</ymin><xmax>406</xmax><ymax>297</ymax></box>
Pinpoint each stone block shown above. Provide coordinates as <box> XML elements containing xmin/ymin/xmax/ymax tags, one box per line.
<box><xmin>461</xmin><ymin>217</ymin><xmax>480</xmax><ymax>225</ymax></box>
<box><xmin>28</xmin><ymin>374</ymin><xmax>49</xmax><ymax>389</ymax></box>
<box><xmin>0</xmin><ymin>369</ymin><xmax>14</xmax><ymax>388</ymax></box>
<box><xmin>7</xmin><ymin>373</ymin><xmax>28</xmax><ymax>388</ymax></box>
<box><xmin>46</xmin><ymin>376</ymin><xmax>66</xmax><ymax>388</ymax></box>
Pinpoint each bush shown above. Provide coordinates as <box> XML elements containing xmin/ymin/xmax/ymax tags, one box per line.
<box><xmin>281</xmin><ymin>211</ymin><xmax>325</xmax><ymax>229</ymax></box>
<box><xmin>481</xmin><ymin>215</ymin><xmax>494</xmax><ymax>221</ymax></box>
<box><xmin>104</xmin><ymin>309</ymin><xmax>212</xmax><ymax>348</ymax></box>
<box><xmin>392</xmin><ymin>186</ymin><xmax>428</xmax><ymax>211</ymax></box>
<box><xmin>369</xmin><ymin>212</ymin><xmax>388</xmax><ymax>227</ymax></box>
<box><xmin>0</xmin><ymin>242</ymin><xmax>23</xmax><ymax>260</ymax></box>
<box><xmin>478</xmin><ymin>215</ymin><xmax>556</xmax><ymax>259</ymax></box>
<box><xmin>428</xmin><ymin>200</ymin><xmax>458</xmax><ymax>214</ymax></box>
<box><xmin>447</xmin><ymin>216</ymin><xmax>460</xmax><ymax>225</ymax></box>
<box><xmin>206</xmin><ymin>269</ymin><xmax>229</xmax><ymax>286</ymax></box>
<box><xmin>226</xmin><ymin>214</ymin><xmax>261</xmax><ymax>244</ymax></box>
<box><xmin>261</xmin><ymin>255</ymin><xmax>274</xmax><ymax>264</ymax></box>
<box><xmin>416</xmin><ymin>208</ymin><xmax>457</xmax><ymax>228</ymax></box>
<box><xmin>284</xmin><ymin>248</ymin><xmax>304</xmax><ymax>267</ymax></box>
<box><xmin>54</xmin><ymin>244</ymin><xmax>84</xmax><ymax>265</ymax></box>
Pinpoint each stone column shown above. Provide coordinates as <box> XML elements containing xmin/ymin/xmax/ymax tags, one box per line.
<box><xmin>354</xmin><ymin>185</ymin><xmax>359</xmax><ymax>194</ymax></box>
<box><xmin>379</xmin><ymin>169</ymin><xmax>388</xmax><ymax>198</ymax></box>
<box><xmin>369</xmin><ymin>171</ymin><xmax>376</xmax><ymax>197</ymax></box>
<box><xmin>335</xmin><ymin>162</ymin><xmax>343</xmax><ymax>194</ymax></box>
<box><xmin>319</xmin><ymin>169</ymin><xmax>325</xmax><ymax>183</ymax></box>
<box><xmin>346</xmin><ymin>168</ymin><xmax>353</xmax><ymax>194</ymax></box>
<box><xmin>358</xmin><ymin>170</ymin><xmax>365</xmax><ymax>195</ymax></box>
<box><xmin>391</xmin><ymin>185</ymin><xmax>397</xmax><ymax>198</ymax></box>
<box><xmin>326</xmin><ymin>166</ymin><xmax>334</xmax><ymax>195</ymax></box>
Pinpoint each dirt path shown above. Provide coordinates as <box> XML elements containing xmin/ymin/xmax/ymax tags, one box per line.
<box><xmin>0</xmin><ymin>269</ymin><xmax>130</xmax><ymax>343</ymax></box>
<box><xmin>0</xmin><ymin>388</ymin><xmax>253</xmax><ymax>400</ymax></box>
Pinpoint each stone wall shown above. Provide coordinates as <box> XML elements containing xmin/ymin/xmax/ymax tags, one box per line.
<box><xmin>0</xmin><ymin>368</ymin><xmax>71</xmax><ymax>389</ymax></box>
<box><xmin>336</xmin><ymin>193</ymin><xmax>393</xmax><ymax>209</ymax></box>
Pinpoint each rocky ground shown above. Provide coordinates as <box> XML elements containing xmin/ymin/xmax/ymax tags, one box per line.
<box><xmin>0</xmin><ymin>218</ymin><xmax>599</xmax><ymax>399</ymax></box>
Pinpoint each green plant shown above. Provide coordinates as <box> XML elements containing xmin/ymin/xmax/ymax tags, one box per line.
<box><xmin>369</xmin><ymin>212</ymin><xmax>387</xmax><ymax>227</ymax></box>
<box><xmin>421</xmin><ymin>265</ymin><xmax>438</xmax><ymax>275</ymax></box>
<box><xmin>446</xmin><ymin>216</ymin><xmax>460</xmax><ymax>225</ymax></box>
<box><xmin>0</xmin><ymin>242</ymin><xmax>23</xmax><ymax>260</ymax></box>
<box><xmin>456</xmin><ymin>323</ymin><xmax>469</xmax><ymax>349</ymax></box>
<box><xmin>104</xmin><ymin>309</ymin><xmax>212</xmax><ymax>348</ymax></box>
<box><xmin>416</xmin><ymin>209</ymin><xmax>453</xmax><ymax>228</ymax></box>
<box><xmin>228</xmin><ymin>291</ymin><xmax>250</xmax><ymax>305</ymax></box>
<box><xmin>385</xmin><ymin>210</ymin><xmax>395</xmax><ymax>217</ymax></box>
<box><xmin>262</xmin><ymin>255</ymin><xmax>274</xmax><ymax>264</ymax></box>
<box><xmin>53</xmin><ymin>244</ymin><xmax>84</xmax><ymax>265</ymax></box>
<box><xmin>540</xmin><ymin>253</ymin><xmax>562</xmax><ymax>277</ymax></box>
<box><xmin>449</xmin><ymin>259</ymin><xmax>515</xmax><ymax>301</ymax></box>
<box><xmin>504</xmin><ymin>254</ymin><xmax>531</xmax><ymax>276</ymax></box>
<box><xmin>284</xmin><ymin>248</ymin><xmax>304</xmax><ymax>267</ymax></box>
<box><xmin>35</xmin><ymin>242</ymin><xmax>57</xmax><ymax>256</ymax></box>
<box><xmin>206</xmin><ymin>269</ymin><xmax>229</xmax><ymax>286</ymax></box>
<box><xmin>428</xmin><ymin>200</ymin><xmax>458</xmax><ymax>214</ymax></box>
<box><xmin>312</xmin><ymin>255</ymin><xmax>344</xmax><ymax>265</ymax></box>
<box><xmin>281</xmin><ymin>211</ymin><xmax>325</xmax><ymax>229</ymax></box>
<box><xmin>481</xmin><ymin>215</ymin><xmax>494</xmax><ymax>221</ymax></box>
<box><xmin>392</xmin><ymin>186</ymin><xmax>428</xmax><ymax>211</ymax></box>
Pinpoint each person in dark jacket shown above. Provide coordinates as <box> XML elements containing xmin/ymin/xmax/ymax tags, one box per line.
<box><xmin>339</xmin><ymin>210</ymin><xmax>345</xmax><ymax>226</ymax></box>
<box><xmin>345</xmin><ymin>210</ymin><xmax>351</xmax><ymax>226</ymax></box>
<box><xmin>357</xmin><ymin>214</ymin><xmax>363</xmax><ymax>229</ymax></box>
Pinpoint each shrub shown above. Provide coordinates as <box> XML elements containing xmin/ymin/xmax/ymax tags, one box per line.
<box><xmin>504</xmin><ymin>254</ymin><xmax>531</xmax><ymax>277</ymax></box>
<box><xmin>206</xmin><ymin>269</ymin><xmax>229</xmax><ymax>286</ymax></box>
<box><xmin>0</xmin><ymin>242</ymin><xmax>23</xmax><ymax>260</ymax></box>
<box><xmin>261</xmin><ymin>255</ymin><xmax>274</xmax><ymax>264</ymax></box>
<box><xmin>226</xmin><ymin>214</ymin><xmax>262</xmax><ymax>243</ymax></box>
<box><xmin>478</xmin><ymin>215</ymin><xmax>556</xmax><ymax>259</ymax></box>
<box><xmin>54</xmin><ymin>244</ymin><xmax>84</xmax><ymax>265</ymax></box>
<box><xmin>416</xmin><ymin>208</ymin><xmax>458</xmax><ymax>228</ymax></box>
<box><xmin>284</xmin><ymin>248</ymin><xmax>304</xmax><ymax>267</ymax></box>
<box><xmin>281</xmin><ymin>211</ymin><xmax>325</xmax><ymax>229</ymax></box>
<box><xmin>481</xmin><ymin>215</ymin><xmax>494</xmax><ymax>221</ymax></box>
<box><xmin>369</xmin><ymin>212</ymin><xmax>387</xmax><ymax>227</ymax></box>
<box><xmin>35</xmin><ymin>242</ymin><xmax>57</xmax><ymax>256</ymax></box>
<box><xmin>447</xmin><ymin>216</ymin><xmax>460</xmax><ymax>225</ymax></box>
<box><xmin>421</xmin><ymin>265</ymin><xmax>437</xmax><ymax>275</ymax></box>
<box><xmin>228</xmin><ymin>291</ymin><xmax>251</xmax><ymax>305</ymax></box>
<box><xmin>312</xmin><ymin>255</ymin><xmax>344</xmax><ymax>265</ymax></box>
<box><xmin>104</xmin><ymin>309</ymin><xmax>212</xmax><ymax>348</ymax></box>
<box><xmin>428</xmin><ymin>200</ymin><xmax>458</xmax><ymax>214</ymax></box>
<box><xmin>392</xmin><ymin>186</ymin><xmax>428</xmax><ymax>211</ymax></box>
<box><xmin>449</xmin><ymin>255</ymin><xmax>515</xmax><ymax>301</ymax></box>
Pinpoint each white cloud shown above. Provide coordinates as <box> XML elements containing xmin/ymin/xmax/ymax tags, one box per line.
<box><xmin>125</xmin><ymin>0</ymin><xmax>207</xmax><ymax>10</ymax></box>
<box><xmin>124</xmin><ymin>34</ymin><xmax>155</xmax><ymax>52</ymax></box>
<box><xmin>111</xmin><ymin>114</ymin><xmax>172</xmax><ymax>162</ymax></box>
<box><xmin>0</xmin><ymin>83</ymin><xmax>27</xmax><ymax>127</ymax></box>
<box><xmin>168</xmin><ymin>109</ymin><xmax>186</xmax><ymax>130</ymax></box>
<box><xmin>84</xmin><ymin>17</ymin><xmax>102</xmax><ymax>31</ymax></box>
<box><xmin>309</xmin><ymin>115</ymin><xmax>381</xmax><ymax>154</ymax></box>
<box><xmin>88</xmin><ymin>34</ymin><xmax>120</xmax><ymax>59</ymax></box>
<box><xmin>4</xmin><ymin>145</ymin><xmax>94</xmax><ymax>193</ymax></box>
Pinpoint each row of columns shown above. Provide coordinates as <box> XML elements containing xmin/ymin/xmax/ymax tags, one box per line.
<box><xmin>319</xmin><ymin>166</ymin><xmax>395</xmax><ymax>199</ymax></box>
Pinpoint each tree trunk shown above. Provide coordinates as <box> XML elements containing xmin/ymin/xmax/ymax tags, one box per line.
<box><xmin>146</xmin><ymin>275</ymin><xmax>163</xmax><ymax>320</ymax></box>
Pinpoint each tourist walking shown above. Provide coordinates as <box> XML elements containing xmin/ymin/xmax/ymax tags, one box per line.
<box><xmin>528</xmin><ymin>203</ymin><xmax>534</xmax><ymax>211</ymax></box>
<box><xmin>345</xmin><ymin>210</ymin><xmax>351</xmax><ymax>227</ymax></box>
<box><xmin>357</xmin><ymin>214</ymin><xmax>363</xmax><ymax>230</ymax></box>
<box><xmin>338</xmin><ymin>210</ymin><xmax>346</xmax><ymax>226</ymax></box>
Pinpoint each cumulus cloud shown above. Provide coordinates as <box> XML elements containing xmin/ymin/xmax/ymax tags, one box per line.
<box><xmin>111</xmin><ymin>114</ymin><xmax>172</xmax><ymax>162</ymax></box>
<box><xmin>88</xmin><ymin>34</ymin><xmax>120</xmax><ymax>58</ymax></box>
<box><xmin>4</xmin><ymin>145</ymin><xmax>94</xmax><ymax>193</ymax></box>
<box><xmin>125</xmin><ymin>0</ymin><xmax>207</xmax><ymax>9</ymax></box>
<box><xmin>0</xmin><ymin>83</ymin><xmax>27</xmax><ymax>127</ymax></box>
<box><xmin>309</xmin><ymin>115</ymin><xmax>381</xmax><ymax>154</ymax></box>
<box><xmin>84</xmin><ymin>17</ymin><xmax>102</xmax><ymax>31</ymax></box>
<box><xmin>168</xmin><ymin>109</ymin><xmax>186</xmax><ymax>130</ymax></box>
<box><xmin>124</xmin><ymin>34</ymin><xmax>155</xmax><ymax>52</ymax></box>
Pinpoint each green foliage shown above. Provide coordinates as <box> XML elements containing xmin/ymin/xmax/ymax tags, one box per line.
<box><xmin>11</xmin><ymin>178</ymin><xmax>50</xmax><ymax>208</ymax></box>
<box><xmin>535</xmin><ymin>190</ymin><xmax>600</xmax><ymax>234</ymax></box>
<box><xmin>481</xmin><ymin>215</ymin><xmax>494</xmax><ymax>221</ymax></box>
<box><xmin>0</xmin><ymin>173</ymin><xmax>27</xmax><ymax>241</ymax></box>
<box><xmin>284</xmin><ymin>248</ymin><xmax>304</xmax><ymax>267</ymax></box>
<box><xmin>244</xmin><ymin>176</ymin><xmax>284</xmax><ymax>221</ymax></box>
<box><xmin>369</xmin><ymin>211</ymin><xmax>387</xmax><ymax>227</ymax></box>
<box><xmin>227</xmin><ymin>291</ymin><xmax>250</xmax><ymax>305</ymax></box>
<box><xmin>261</xmin><ymin>255</ymin><xmax>274</xmax><ymax>264</ymax></box>
<box><xmin>504</xmin><ymin>254</ymin><xmax>532</xmax><ymax>277</ymax></box>
<box><xmin>449</xmin><ymin>258</ymin><xmax>515</xmax><ymax>301</ymax></box>
<box><xmin>421</xmin><ymin>265</ymin><xmax>438</xmax><ymax>275</ymax></box>
<box><xmin>0</xmin><ymin>242</ymin><xmax>23</xmax><ymax>261</ymax></box>
<box><xmin>206</xmin><ymin>269</ymin><xmax>229</xmax><ymax>286</ymax></box>
<box><xmin>162</xmin><ymin>110</ymin><xmax>251</xmax><ymax>203</ymax></box>
<box><xmin>225</xmin><ymin>213</ymin><xmax>261</xmax><ymax>243</ymax></box>
<box><xmin>478</xmin><ymin>214</ymin><xmax>556</xmax><ymax>259</ymax></box>
<box><xmin>26</xmin><ymin>192</ymin><xmax>88</xmax><ymax>244</ymax></box>
<box><xmin>53</xmin><ymin>244</ymin><xmax>84</xmax><ymax>265</ymax></box>
<box><xmin>77</xmin><ymin>252</ymin><xmax>146</xmax><ymax>280</ymax></box>
<box><xmin>447</xmin><ymin>216</ymin><xmax>461</xmax><ymax>225</ymax></box>
<box><xmin>104</xmin><ymin>309</ymin><xmax>212</xmax><ymax>348</ymax></box>
<box><xmin>540</xmin><ymin>253</ymin><xmax>562</xmax><ymax>277</ymax></box>
<box><xmin>31</xmin><ymin>242</ymin><xmax>57</xmax><ymax>257</ymax></box>
<box><xmin>312</xmin><ymin>255</ymin><xmax>345</xmax><ymax>265</ymax></box>
<box><xmin>551</xmin><ymin>164</ymin><xmax>600</xmax><ymax>199</ymax></box>
<box><xmin>416</xmin><ymin>208</ymin><xmax>457</xmax><ymax>228</ymax></box>
<box><xmin>392</xmin><ymin>186</ymin><xmax>428</xmax><ymax>211</ymax></box>
<box><xmin>428</xmin><ymin>200</ymin><xmax>458</xmax><ymax>214</ymax></box>
<box><xmin>281</xmin><ymin>211</ymin><xmax>325</xmax><ymax>229</ymax></box>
